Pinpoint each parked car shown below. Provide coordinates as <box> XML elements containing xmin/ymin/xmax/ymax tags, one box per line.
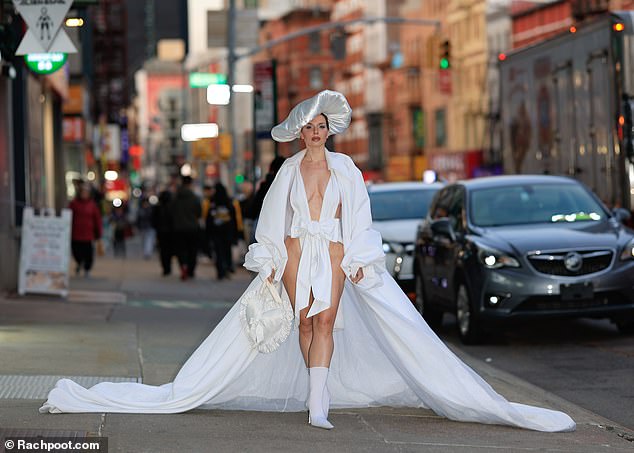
<box><xmin>414</xmin><ymin>175</ymin><xmax>634</xmax><ymax>344</ymax></box>
<box><xmin>368</xmin><ymin>182</ymin><xmax>443</xmax><ymax>299</ymax></box>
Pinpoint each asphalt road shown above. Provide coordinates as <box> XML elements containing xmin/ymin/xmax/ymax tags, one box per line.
<box><xmin>436</xmin><ymin>315</ymin><xmax>634</xmax><ymax>431</ymax></box>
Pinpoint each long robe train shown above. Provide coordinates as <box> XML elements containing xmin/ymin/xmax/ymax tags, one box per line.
<box><xmin>40</xmin><ymin>274</ymin><xmax>575</xmax><ymax>433</ymax></box>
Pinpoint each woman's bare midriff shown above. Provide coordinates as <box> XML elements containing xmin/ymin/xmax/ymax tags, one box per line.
<box><xmin>282</xmin><ymin>200</ymin><xmax>345</xmax><ymax>317</ymax></box>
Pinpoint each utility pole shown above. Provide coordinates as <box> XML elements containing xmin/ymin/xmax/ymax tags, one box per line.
<box><xmin>226</xmin><ymin>0</ymin><xmax>237</xmax><ymax>190</ymax></box>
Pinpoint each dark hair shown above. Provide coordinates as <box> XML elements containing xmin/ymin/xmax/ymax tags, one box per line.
<box><xmin>269</xmin><ymin>156</ymin><xmax>286</xmax><ymax>175</ymax></box>
<box><xmin>181</xmin><ymin>175</ymin><xmax>193</xmax><ymax>185</ymax></box>
<box><xmin>213</xmin><ymin>182</ymin><xmax>230</xmax><ymax>205</ymax></box>
<box><xmin>322</xmin><ymin>114</ymin><xmax>330</xmax><ymax>131</ymax></box>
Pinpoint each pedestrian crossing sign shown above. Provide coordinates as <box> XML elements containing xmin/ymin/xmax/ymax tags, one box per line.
<box><xmin>12</xmin><ymin>0</ymin><xmax>77</xmax><ymax>55</ymax></box>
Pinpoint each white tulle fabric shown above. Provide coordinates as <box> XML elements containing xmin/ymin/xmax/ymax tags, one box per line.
<box><xmin>270</xmin><ymin>90</ymin><xmax>352</xmax><ymax>142</ymax></box>
<box><xmin>39</xmin><ymin>150</ymin><xmax>576</xmax><ymax>433</ymax></box>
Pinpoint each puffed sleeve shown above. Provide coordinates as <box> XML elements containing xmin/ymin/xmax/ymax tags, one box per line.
<box><xmin>243</xmin><ymin>164</ymin><xmax>292</xmax><ymax>283</ymax></box>
<box><xmin>340</xmin><ymin>165</ymin><xmax>386</xmax><ymax>289</ymax></box>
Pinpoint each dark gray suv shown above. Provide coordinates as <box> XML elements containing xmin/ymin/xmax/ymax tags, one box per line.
<box><xmin>414</xmin><ymin>175</ymin><xmax>634</xmax><ymax>344</ymax></box>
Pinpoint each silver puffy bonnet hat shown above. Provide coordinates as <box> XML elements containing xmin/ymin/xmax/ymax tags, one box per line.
<box><xmin>271</xmin><ymin>90</ymin><xmax>352</xmax><ymax>142</ymax></box>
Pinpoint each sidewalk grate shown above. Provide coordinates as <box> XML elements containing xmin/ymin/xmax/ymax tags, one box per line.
<box><xmin>0</xmin><ymin>375</ymin><xmax>141</xmax><ymax>400</ymax></box>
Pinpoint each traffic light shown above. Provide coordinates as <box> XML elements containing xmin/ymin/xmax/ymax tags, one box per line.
<box><xmin>439</xmin><ymin>40</ymin><xmax>451</xmax><ymax>69</ymax></box>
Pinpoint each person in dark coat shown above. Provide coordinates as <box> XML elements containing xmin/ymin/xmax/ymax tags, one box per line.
<box><xmin>153</xmin><ymin>190</ymin><xmax>175</xmax><ymax>275</ymax></box>
<box><xmin>109</xmin><ymin>204</ymin><xmax>130</xmax><ymax>258</ymax></box>
<box><xmin>69</xmin><ymin>184</ymin><xmax>102</xmax><ymax>276</ymax></box>
<box><xmin>170</xmin><ymin>175</ymin><xmax>202</xmax><ymax>280</ymax></box>
<box><xmin>206</xmin><ymin>182</ymin><xmax>237</xmax><ymax>280</ymax></box>
<box><xmin>248</xmin><ymin>156</ymin><xmax>286</xmax><ymax>244</ymax></box>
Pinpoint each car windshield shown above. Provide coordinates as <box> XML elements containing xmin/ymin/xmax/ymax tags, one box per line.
<box><xmin>470</xmin><ymin>183</ymin><xmax>607</xmax><ymax>227</ymax></box>
<box><xmin>369</xmin><ymin>188</ymin><xmax>437</xmax><ymax>221</ymax></box>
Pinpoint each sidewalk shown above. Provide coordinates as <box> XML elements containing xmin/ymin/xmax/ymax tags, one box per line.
<box><xmin>1</xmin><ymin>249</ymin><xmax>633</xmax><ymax>452</ymax></box>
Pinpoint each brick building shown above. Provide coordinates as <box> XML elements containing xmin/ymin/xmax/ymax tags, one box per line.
<box><xmin>258</xmin><ymin>4</ymin><xmax>336</xmax><ymax>157</ymax></box>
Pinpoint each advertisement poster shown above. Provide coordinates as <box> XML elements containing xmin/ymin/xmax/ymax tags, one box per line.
<box><xmin>18</xmin><ymin>208</ymin><xmax>72</xmax><ymax>297</ymax></box>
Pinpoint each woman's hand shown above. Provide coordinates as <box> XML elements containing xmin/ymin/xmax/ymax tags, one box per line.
<box><xmin>267</xmin><ymin>269</ymin><xmax>275</xmax><ymax>283</ymax></box>
<box><xmin>350</xmin><ymin>267</ymin><xmax>364</xmax><ymax>284</ymax></box>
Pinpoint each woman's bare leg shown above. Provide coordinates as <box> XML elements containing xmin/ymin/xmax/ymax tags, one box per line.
<box><xmin>308</xmin><ymin>242</ymin><xmax>345</xmax><ymax>367</ymax></box>
<box><xmin>282</xmin><ymin>237</ymin><xmax>313</xmax><ymax>366</ymax></box>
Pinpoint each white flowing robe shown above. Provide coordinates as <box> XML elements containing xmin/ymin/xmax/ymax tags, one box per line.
<box><xmin>39</xmin><ymin>150</ymin><xmax>576</xmax><ymax>433</ymax></box>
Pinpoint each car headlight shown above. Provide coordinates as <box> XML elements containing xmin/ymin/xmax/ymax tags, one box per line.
<box><xmin>477</xmin><ymin>244</ymin><xmax>520</xmax><ymax>269</ymax></box>
<box><xmin>620</xmin><ymin>238</ymin><xmax>634</xmax><ymax>261</ymax></box>
<box><xmin>382</xmin><ymin>242</ymin><xmax>404</xmax><ymax>254</ymax></box>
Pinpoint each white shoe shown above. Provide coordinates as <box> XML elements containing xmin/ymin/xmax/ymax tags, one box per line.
<box><xmin>307</xmin><ymin>367</ymin><xmax>334</xmax><ymax>430</ymax></box>
<box><xmin>308</xmin><ymin>411</ymin><xmax>334</xmax><ymax>430</ymax></box>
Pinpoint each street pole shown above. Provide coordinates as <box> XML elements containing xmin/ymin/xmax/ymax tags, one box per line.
<box><xmin>226</xmin><ymin>0</ymin><xmax>237</xmax><ymax>192</ymax></box>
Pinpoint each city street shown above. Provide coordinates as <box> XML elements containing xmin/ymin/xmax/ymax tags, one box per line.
<box><xmin>437</xmin><ymin>317</ymin><xmax>634</xmax><ymax>431</ymax></box>
<box><xmin>1</xmin><ymin>239</ymin><xmax>633</xmax><ymax>452</ymax></box>
<box><xmin>3</xmin><ymin>1</ymin><xmax>634</xmax><ymax>451</ymax></box>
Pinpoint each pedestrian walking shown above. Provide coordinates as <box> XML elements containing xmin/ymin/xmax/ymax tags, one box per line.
<box><xmin>248</xmin><ymin>156</ymin><xmax>286</xmax><ymax>244</ymax></box>
<box><xmin>170</xmin><ymin>175</ymin><xmax>202</xmax><ymax>280</ymax></box>
<box><xmin>206</xmin><ymin>182</ymin><xmax>237</xmax><ymax>280</ymax></box>
<box><xmin>199</xmin><ymin>185</ymin><xmax>214</xmax><ymax>260</ymax></box>
<box><xmin>136</xmin><ymin>198</ymin><xmax>156</xmax><ymax>259</ymax></box>
<box><xmin>69</xmin><ymin>184</ymin><xmax>102</xmax><ymax>277</ymax></box>
<box><xmin>153</xmin><ymin>189</ymin><xmax>175</xmax><ymax>276</ymax></box>
<box><xmin>109</xmin><ymin>204</ymin><xmax>129</xmax><ymax>258</ymax></box>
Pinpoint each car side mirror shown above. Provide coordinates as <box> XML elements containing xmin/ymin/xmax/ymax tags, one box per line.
<box><xmin>613</xmin><ymin>208</ymin><xmax>631</xmax><ymax>224</ymax></box>
<box><xmin>431</xmin><ymin>218</ymin><xmax>456</xmax><ymax>241</ymax></box>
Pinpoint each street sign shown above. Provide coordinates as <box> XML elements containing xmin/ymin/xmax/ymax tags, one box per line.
<box><xmin>219</xmin><ymin>133</ymin><xmax>232</xmax><ymax>161</ymax></box>
<box><xmin>189</xmin><ymin>72</ymin><xmax>227</xmax><ymax>88</ymax></box>
<box><xmin>13</xmin><ymin>0</ymin><xmax>77</xmax><ymax>55</ymax></box>
<box><xmin>24</xmin><ymin>52</ymin><xmax>67</xmax><ymax>75</ymax></box>
<box><xmin>254</xmin><ymin>60</ymin><xmax>275</xmax><ymax>138</ymax></box>
<box><xmin>192</xmin><ymin>138</ymin><xmax>216</xmax><ymax>161</ymax></box>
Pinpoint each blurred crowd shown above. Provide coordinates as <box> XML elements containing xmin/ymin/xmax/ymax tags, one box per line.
<box><xmin>68</xmin><ymin>157</ymin><xmax>287</xmax><ymax>281</ymax></box>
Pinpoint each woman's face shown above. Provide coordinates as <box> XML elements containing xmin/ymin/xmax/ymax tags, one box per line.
<box><xmin>300</xmin><ymin>114</ymin><xmax>329</xmax><ymax>147</ymax></box>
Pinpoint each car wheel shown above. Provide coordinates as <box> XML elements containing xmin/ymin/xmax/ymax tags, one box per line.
<box><xmin>455</xmin><ymin>282</ymin><xmax>482</xmax><ymax>345</ymax></box>
<box><xmin>415</xmin><ymin>270</ymin><xmax>443</xmax><ymax>329</ymax></box>
<box><xmin>616</xmin><ymin>319</ymin><xmax>634</xmax><ymax>335</ymax></box>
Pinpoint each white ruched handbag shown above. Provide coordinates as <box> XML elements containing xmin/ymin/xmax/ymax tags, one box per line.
<box><xmin>239</xmin><ymin>279</ymin><xmax>294</xmax><ymax>353</ymax></box>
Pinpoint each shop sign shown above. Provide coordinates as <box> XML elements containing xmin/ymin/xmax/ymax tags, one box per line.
<box><xmin>63</xmin><ymin>116</ymin><xmax>84</xmax><ymax>142</ymax></box>
<box><xmin>18</xmin><ymin>208</ymin><xmax>72</xmax><ymax>297</ymax></box>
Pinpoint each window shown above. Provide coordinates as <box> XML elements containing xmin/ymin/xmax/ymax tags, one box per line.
<box><xmin>470</xmin><ymin>183</ymin><xmax>606</xmax><ymax>227</ymax></box>
<box><xmin>431</xmin><ymin>186</ymin><xmax>465</xmax><ymax>232</ymax></box>
<box><xmin>369</xmin><ymin>188</ymin><xmax>438</xmax><ymax>221</ymax></box>
<box><xmin>435</xmin><ymin>108</ymin><xmax>446</xmax><ymax>147</ymax></box>
<box><xmin>309</xmin><ymin>31</ymin><xmax>320</xmax><ymax>54</ymax></box>
<box><xmin>309</xmin><ymin>67</ymin><xmax>322</xmax><ymax>89</ymax></box>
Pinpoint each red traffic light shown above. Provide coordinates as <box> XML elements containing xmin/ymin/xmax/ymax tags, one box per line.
<box><xmin>498</xmin><ymin>53</ymin><xmax>507</xmax><ymax>61</ymax></box>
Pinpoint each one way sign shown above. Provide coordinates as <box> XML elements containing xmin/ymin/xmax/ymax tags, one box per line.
<box><xmin>13</xmin><ymin>0</ymin><xmax>77</xmax><ymax>55</ymax></box>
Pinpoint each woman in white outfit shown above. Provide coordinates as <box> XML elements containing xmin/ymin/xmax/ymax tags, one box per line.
<box><xmin>276</xmin><ymin>111</ymin><xmax>353</xmax><ymax>429</ymax></box>
<box><xmin>40</xmin><ymin>90</ymin><xmax>575</xmax><ymax>434</ymax></box>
